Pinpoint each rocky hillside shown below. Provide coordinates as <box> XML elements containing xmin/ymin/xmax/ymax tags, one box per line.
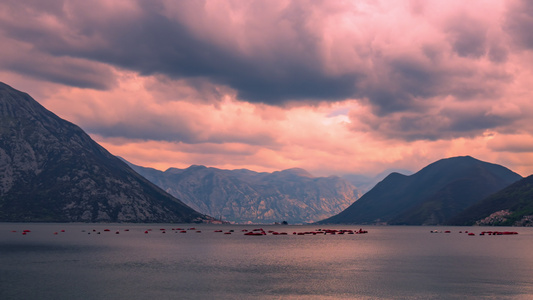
<box><xmin>127</xmin><ymin>162</ymin><xmax>360</xmax><ymax>224</ymax></box>
<box><xmin>449</xmin><ymin>174</ymin><xmax>533</xmax><ymax>226</ymax></box>
<box><xmin>319</xmin><ymin>156</ymin><xmax>522</xmax><ymax>225</ymax></box>
<box><xmin>0</xmin><ymin>82</ymin><xmax>212</xmax><ymax>223</ymax></box>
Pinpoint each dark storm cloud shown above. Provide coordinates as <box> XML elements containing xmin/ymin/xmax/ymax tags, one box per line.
<box><xmin>445</xmin><ymin>14</ymin><xmax>488</xmax><ymax>58</ymax></box>
<box><xmin>0</xmin><ymin>1</ymin><xmax>115</xmax><ymax>90</ymax></box>
<box><xmin>363</xmin><ymin>50</ymin><xmax>507</xmax><ymax>116</ymax></box>
<box><xmin>81</xmin><ymin>114</ymin><xmax>277</xmax><ymax>146</ymax></box>
<box><xmin>354</xmin><ymin>105</ymin><xmax>516</xmax><ymax>142</ymax></box>
<box><xmin>2</xmin><ymin>53</ymin><xmax>115</xmax><ymax>90</ymax></box>
<box><xmin>0</xmin><ymin>0</ymin><xmax>363</xmax><ymax>104</ymax></box>
<box><xmin>505</xmin><ymin>0</ymin><xmax>533</xmax><ymax>49</ymax></box>
<box><xmin>364</xmin><ymin>56</ymin><xmax>443</xmax><ymax>115</ymax></box>
<box><xmin>0</xmin><ymin>0</ymin><xmax>528</xmax><ymax>143</ymax></box>
<box><xmin>84</xmin><ymin>121</ymin><xmax>199</xmax><ymax>144</ymax></box>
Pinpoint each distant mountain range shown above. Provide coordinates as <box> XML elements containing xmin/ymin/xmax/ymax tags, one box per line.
<box><xmin>0</xmin><ymin>82</ymin><xmax>212</xmax><ymax>223</ymax></box>
<box><xmin>125</xmin><ymin>161</ymin><xmax>360</xmax><ymax>224</ymax></box>
<box><xmin>319</xmin><ymin>156</ymin><xmax>523</xmax><ymax>225</ymax></box>
<box><xmin>1</xmin><ymin>81</ymin><xmax>531</xmax><ymax>226</ymax></box>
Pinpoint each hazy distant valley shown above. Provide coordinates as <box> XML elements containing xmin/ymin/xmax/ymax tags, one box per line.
<box><xmin>126</xmin><ymin>161</ymin><xmax>360</xmax><ymax>224</ymax></box>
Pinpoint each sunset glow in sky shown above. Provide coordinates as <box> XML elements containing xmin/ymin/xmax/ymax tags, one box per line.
<box><xmin>1</xmin><ymin>0</ymin><xmax>533</xmax><ymax>177</ymax></box>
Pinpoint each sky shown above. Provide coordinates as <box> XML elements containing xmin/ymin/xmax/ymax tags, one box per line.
<box><xmin>1</xmin><ymin>0</ymin><xmax>533</xmax><ymax>178</ymax></box>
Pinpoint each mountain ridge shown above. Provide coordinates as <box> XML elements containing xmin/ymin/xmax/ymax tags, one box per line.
<box><xmin>125</xmin><ymin>160</ymin><xmax>360</xmax><ymax>224</ymax></box>
<box><xmin>318</xmin><ymin>156</ymin><xmax>522</xmax><ymax>225</ymax></box>
<box><xmin>449</xmin><ymin>174</ymin><xmax>533</xmax><ymax>226</ymax></box>
<box><xmin>0</xmin><ymin>82</ymin><xmax>212</xmax><ymax>223</ymax></box>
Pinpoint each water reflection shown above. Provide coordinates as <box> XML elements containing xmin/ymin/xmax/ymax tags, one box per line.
<box><xmin>1</xmin><ymin>224</ymin><xmax>533</xmax><ymax>299</ymax></box>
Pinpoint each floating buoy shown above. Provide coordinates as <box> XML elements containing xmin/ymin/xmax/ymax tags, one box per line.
<box><xmin>244</xmin><ymin>232</ymin><xmax>263</xmax><ymax>236</ymax></box>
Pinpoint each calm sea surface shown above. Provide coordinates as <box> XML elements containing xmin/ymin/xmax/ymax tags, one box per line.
<box><xmin>1</xmin><ymin>223</ymin><xmax>533</xmax><ymax>299</ymax></box>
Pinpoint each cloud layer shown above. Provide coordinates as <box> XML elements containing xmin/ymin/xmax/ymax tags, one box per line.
<box><xmin>1</xmin><ymin>0</ymin><xmax>533</xmax><ymax>177</ymax></box>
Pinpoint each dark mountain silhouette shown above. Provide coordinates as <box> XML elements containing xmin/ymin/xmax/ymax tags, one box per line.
<box><xmin>318</xmin><ymin>156</ymin><xmax>522</xmax><ymax>225</ymax></box>
<box><xmin>342</xmin><ymin>168</ymin><xmax>414</xmax><ymax>193</ymax></box>
<box><xmin>0</xmin><ymin>82</ymin><xmax>212</xmax><ymax>223</ymax></box>
<box><xmin>449</xmin><ymin>174</ymin><xmax>533</xmax><ymax>226</ymax></box>
<box><xmin>125</xmin><ymin>161</ymin><xmax>360</xmax><ymax>224</ymax></box>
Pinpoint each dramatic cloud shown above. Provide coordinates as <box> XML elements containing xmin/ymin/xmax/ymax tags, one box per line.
<box><xmin>1</xmin><ymin>0</ymin><xmax>533</xmax><ymax>177</ymax></box>
<box><xmin>505</xmin><ymin>0</ymin><xmax>533</xmax><ymax>50</ymax></box>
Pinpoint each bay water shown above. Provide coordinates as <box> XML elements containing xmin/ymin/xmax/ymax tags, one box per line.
<box><xmin>1</xmin><ymin>223</ymin><xmax>533</xmax><ymax>299</ymax></box>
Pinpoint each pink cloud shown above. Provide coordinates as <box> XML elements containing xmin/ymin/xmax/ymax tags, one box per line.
<box><xmin>1</xmin><ymin>0</ymin><xmax>533</xmax><ymax>178</ymax></box>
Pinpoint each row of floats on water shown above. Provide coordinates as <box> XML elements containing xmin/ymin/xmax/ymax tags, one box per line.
<box><xmin>430</xmin><ymin>230</ymin><xmax>519</xmax><ymax>236</ymax></box>
<box><xmin>241</xmin><ymin>228</ymin><xmax>368</xmax><ymax>236</ymax></box>
<box><xmin>11</xmin><ymin>227</ymin><xmax>368</xmax><ymax>236</ymax></box>
<box><xmin>137</xmin><ymin>227</ymin><xmax>368</xmax><ymax>236</ymax></box>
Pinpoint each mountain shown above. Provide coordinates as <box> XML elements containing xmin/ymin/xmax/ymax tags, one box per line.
<box><xmin>342</xmin><ymin>168</ymin><xmax>414</xmax><ymax>193</ymax></box>
<box><xmin>318</xmin><ymin>156</ymin><xmax>522</xmax><ymax>225</ymax></box>
<box><xmin>0</xmin><ymin>82</ymin><xmax>212</xmax><ymax>223</ymax></box>
<box><xmin>449</xmin><ymin>174</ymin><xmax>533</xmax><ymax>226</ymax></box>
<box><xmin>125</xmin><ymin>161</ymin><xmax>360</xmax><ymax>224</ymax></box>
